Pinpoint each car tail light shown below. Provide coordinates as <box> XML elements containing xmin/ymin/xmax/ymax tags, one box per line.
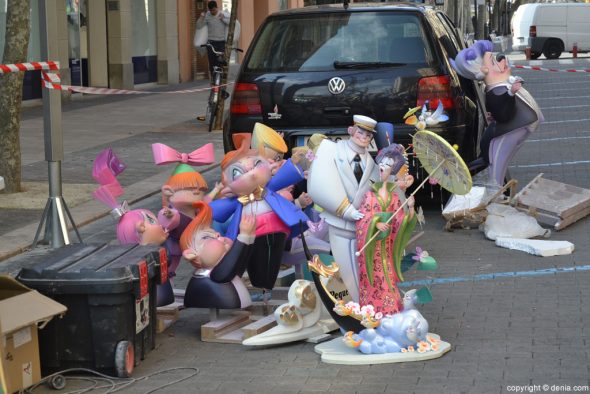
<box><xmin>417</xmin><ymin>75</ymin><xmax>454</xmax><ymax>110</ymax></box>
<box><xmin>231</xmin><ymin>83</ymin><xmax>262</xmax><ymax>115</ymax></box>
<box><xmin>529</xmin><ymin>25</ymin><xmax>536</xmax><ymax>38</ymax></box>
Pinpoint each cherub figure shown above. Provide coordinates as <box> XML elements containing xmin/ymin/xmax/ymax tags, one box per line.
<box><xmin>180</xmin><ymin>202</ymin><xmax>255</xmax><ymax>309</ymax></box>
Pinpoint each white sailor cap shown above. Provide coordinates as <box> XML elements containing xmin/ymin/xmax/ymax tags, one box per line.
<box><xmin>353</xmin><ymin>115</ymin><xmax>377</xmax><ymax>133</ymax></box>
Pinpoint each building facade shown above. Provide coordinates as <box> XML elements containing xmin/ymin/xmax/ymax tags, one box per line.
<box><xmin>0</xmin><ymin>0</ymin><xmax>304</xmax><ymax>100</ymax></box>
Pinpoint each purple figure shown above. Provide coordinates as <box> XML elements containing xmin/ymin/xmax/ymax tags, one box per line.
<box><xmin>450</xmin><ymin>40</ymin><xmax>544</xmax><ymax>188</ymax></box>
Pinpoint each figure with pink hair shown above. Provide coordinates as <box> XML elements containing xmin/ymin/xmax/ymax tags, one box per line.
<box><xmin>93</xmin><ymin>148</ymin><xmax>170</xmax><ymax>304</ymax></box>
<box><xmin>93</xmin><ymin>148</ymin><xmax>168</xmax><ymax>246</ymax></box>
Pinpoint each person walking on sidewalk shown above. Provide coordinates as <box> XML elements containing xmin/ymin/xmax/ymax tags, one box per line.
<box><xmin>197</xmin><ymin>1</ymin><xmax>230</xmax><ymax>81</ymax></box>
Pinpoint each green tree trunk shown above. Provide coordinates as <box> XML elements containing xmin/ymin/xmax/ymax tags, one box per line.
<box><xmin>0</xmin><ymin>0</ymin><xmax>30</xmax><ymax>193</ymax></box>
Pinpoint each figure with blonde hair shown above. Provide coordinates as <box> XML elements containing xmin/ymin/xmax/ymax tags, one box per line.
<box><xmin>251</xmin><ymin>122</ymin><xmax>314</xmax><ymax>210</ymax></box>
<box><xmin>210</xmin><ymin>137</ymin><xmax>308</xmax><ymax>290</ymax></box>
<box><xmin>180</xmin><ymin>201</ymin><xmax>254</xmax><ymax>309</ymax></box>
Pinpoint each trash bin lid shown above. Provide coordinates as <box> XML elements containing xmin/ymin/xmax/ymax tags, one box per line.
<box><xmin>17</xmin><ymin>243</ymin><xmax>160</xmax><ymax>294</ymax></box>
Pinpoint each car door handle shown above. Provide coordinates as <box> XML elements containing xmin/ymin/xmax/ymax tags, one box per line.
<box><xmin>324</xmin><ymin>107</ymin><xmax>351</xmax><ymax>115</ymax></box>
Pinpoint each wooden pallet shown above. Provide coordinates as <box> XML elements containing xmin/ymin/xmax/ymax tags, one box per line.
<box><xmin>512</xmin><ymin>174</ymin><xmax>590</xmax><ymax>230</ymax></box>
<box><xmin>200</xmin><ymin>300</ymin><xmax>285</xmax><ymax>344</ymax></box>
<box><xmin>156</xmin><ymin>302</ymin><xmax>182</xmax><ymax>334</ymax></box>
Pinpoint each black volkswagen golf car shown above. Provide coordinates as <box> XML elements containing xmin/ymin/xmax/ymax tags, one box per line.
<box><xmin>224</xmin><ymin>2</ymin><xmax>485</xmax><ymax>163</ymax></box>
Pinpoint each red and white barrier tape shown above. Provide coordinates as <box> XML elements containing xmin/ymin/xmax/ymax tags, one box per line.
<box><xmin>41</xmin><ymin>71</ymin><xmax>232</xmax><ymax>95</ymax></box>
<box><xmin>513</xmin><ymin>64</ymin><xmax>590</xmax><ymax>73</ymax></box>
<box><xmin>0</xmin><ymin>61</ymin><xmax>60</xmax><ymax>74</ymax></box>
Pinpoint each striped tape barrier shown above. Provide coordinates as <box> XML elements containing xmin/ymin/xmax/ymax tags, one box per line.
<box><xmin>513</xmin><ymin>64</ymin><xmax>590</xmax><ymax>73</ymax></box>
<box><xmin>40</xmin><ymin>70</ymin><xmax>232</xmax><ymax>95</ymax></box>
<box><xmin>0</xmin><ymin>61</ymin><xmax>59</xmax><ymax>74</ymax></box>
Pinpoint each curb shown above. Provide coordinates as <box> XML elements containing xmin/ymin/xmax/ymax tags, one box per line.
<box><xmin>0</xmin><ymin>162</ymin><xmax>220</xmax><ymax>263</ymax></box>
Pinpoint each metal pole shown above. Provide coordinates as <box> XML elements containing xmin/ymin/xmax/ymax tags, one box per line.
<box><xmin>33</xmin><ymin>0</ymin><xmax>81</xmax><ymax>248</ymax></box>
<box><xmin>474</xmin><ymin>0</ymin><xmax>478</xmax><ymax>39</ymax></box>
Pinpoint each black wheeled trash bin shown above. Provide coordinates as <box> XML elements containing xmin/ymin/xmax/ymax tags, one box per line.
<box><xmin>17</xmin><ymin>243</ymin><xmax>169</xmax><ymax>377</ymax></box>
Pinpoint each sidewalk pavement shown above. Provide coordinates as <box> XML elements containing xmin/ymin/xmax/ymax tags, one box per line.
<box><xmin>2</xmin><ymin>57</ymin><xmax>590</xmax><ymax>393</ymax></box>
<box><xmin>0</xmin><ymin>78</ymin><xmax>228</xmax><ymax>260</ymax></box>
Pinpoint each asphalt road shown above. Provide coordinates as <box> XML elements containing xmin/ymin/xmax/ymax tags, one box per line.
<box><xmin>8</xmin><ymin>55</ymin><xmax>590</xmax><ymax>394</ymax></box>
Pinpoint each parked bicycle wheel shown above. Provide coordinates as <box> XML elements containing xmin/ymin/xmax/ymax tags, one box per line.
<box><xmin>208</xmin><ymin>94</ymin><xmax>218</xmax><ymax>132</ymax></box>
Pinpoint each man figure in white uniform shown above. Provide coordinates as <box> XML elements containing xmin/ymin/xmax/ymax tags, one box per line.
<box><xmin>308</xmin><ymin>115</ymin><xmax>379</xmax><ymax>302</ymax></box>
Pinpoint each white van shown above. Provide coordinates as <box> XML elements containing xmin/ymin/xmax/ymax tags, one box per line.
<box><xmin>511</xmin><ymin>3</ymin><xmax>590</xmax><ymax>59</ymax></box>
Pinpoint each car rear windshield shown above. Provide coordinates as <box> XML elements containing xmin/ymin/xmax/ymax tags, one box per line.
<box><xmin>245</xmin><ymin>11</ymin><xmax>434</xmax><ymax>72</ymax></box>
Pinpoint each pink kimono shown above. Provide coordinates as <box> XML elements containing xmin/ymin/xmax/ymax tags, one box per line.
<box><xmin>356</xmin><ymin>182</ymin><xmax>405</xmax><ymax>315</ymax></box>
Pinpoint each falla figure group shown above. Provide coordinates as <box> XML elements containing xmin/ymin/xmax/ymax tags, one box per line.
<box><xmin>93</xmin><ymin>114</ymin><xmax>442</xmax><ymax>355</ymax></box>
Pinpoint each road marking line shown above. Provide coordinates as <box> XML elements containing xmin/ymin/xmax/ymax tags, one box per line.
<box><xmin>542</xmin><ymin>118</ymin><xmax>590</xmax><ymax>124</ymax></box>
<box><xmin>536</xmin><ymin>88</ymin><xmax>590</xmax><ymax>94</ymax></box>
<box><xmin>537</xmin><ymin>96</ymin><xmax>590</xmax><ymax>101</ymax></box>
<box><xmin>522</xmin><ymin>79</ymin><xmax>590</xmax><ymax>85</ymax></box>
<box><xmin>529</xmin><ymin>60</ymin><xmax>543</xmax><ymax>66</ymax></box>
<box><xmin>526</xmin><ymin>135</ymin><xmax>590</xmax><ymax>143</ymax></box>
<box><xmin>559</xmin><ymin>59</ymin><xmax>574</xmax><ymax>64</ymax></box>
<box><xmin>399</xmin><ymin>264</ymin><xmax>590</xmax><ymax>287</ymax></box>
<box><xmin>511</xmin><ymin>160</ymin><xmax>590</xmax><ymax>168</ymax></box>
<box><xmin>539</xmin><ymin>104</ymin><xmax>590</xmax><ymax>109</ymax></box>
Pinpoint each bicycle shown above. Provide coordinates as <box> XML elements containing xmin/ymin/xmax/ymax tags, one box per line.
<box><xmin>197</xmin><ymin>43</ymin><xmax>242</xmax><ymax>132</ymax></box>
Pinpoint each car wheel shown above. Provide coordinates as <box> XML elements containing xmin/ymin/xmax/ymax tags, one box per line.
<box><xmin>530</xmin><ymin>52</ymin><xmax>541</xmax><ymax>60</ymax></box>
<box><xmin>543</xmin><ymin>40</ymin><xmax>563</xmax><ymax>59</ymax></box>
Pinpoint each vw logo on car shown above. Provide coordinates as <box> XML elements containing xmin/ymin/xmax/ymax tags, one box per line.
<box><xmin>328</xmin><ymin>77</ymin><xmax>346</xmax><ymax>95</ymax></box>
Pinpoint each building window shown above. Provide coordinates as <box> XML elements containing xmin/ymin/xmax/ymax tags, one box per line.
<box><xmin>132</xmin><ymin>0</ymin><xmax>157</xmax><ymax>84</ymax></box>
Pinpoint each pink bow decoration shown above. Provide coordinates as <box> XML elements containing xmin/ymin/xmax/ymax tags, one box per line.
<box><xmin>152</xmin><ymin>143</ymin><xmax>215</xmax><ymax>166</ymax></box>
<box><xmin>92</xmin><ymin>148</ymin><xmax>125</xmax><ymax>198</ymax></box>
<box><xmin>93</xmin><ymin>148</ymin><xmax>126</xmax><ymax>180</ymax></box>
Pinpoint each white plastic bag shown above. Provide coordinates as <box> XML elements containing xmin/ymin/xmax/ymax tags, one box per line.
<box><xmin>193</xmin><ymin>24</ymin><xmax>208</xmax><ymax>48</ymax></box>
<box><xmin>483</xmin><ymin>203</ymin><xmax>550</xmax><ymax>241</ymax></box>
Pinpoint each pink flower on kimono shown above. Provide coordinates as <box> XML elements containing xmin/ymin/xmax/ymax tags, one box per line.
<box><xmin>428</xmin><ymin>177</ymin><xmax>439</xmax><ymax>185</ymax></box>
<box><xmin>412</xmin><ymin>246</ymin><xmax>430</xmax><ymax>263</ymax></box>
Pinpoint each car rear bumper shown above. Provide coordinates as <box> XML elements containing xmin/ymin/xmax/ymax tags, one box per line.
<box><xmin>225</xmin><ymin>121</ymin><xmax>471</xmax><ymax>160</ymax></box>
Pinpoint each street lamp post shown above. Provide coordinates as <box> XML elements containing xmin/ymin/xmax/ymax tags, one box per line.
<box><xmin>33</xmin><ymin>0</ymin><xmax>82</xmax><ymax>248</ymax></box>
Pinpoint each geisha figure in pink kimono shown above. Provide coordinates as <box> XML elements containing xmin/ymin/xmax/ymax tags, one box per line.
<box><xmin>355</xmin><ymin>144</ymin><xmax>416</xmax><ymax>315</ymax></box>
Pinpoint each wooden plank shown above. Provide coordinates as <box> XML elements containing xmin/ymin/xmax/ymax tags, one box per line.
<box><xmin>516</xmin><ymin>177</ymin><xmax>590</xmax><ymax>218</ymax></box>
<box><xmin>215</xmin><ymin>328</ymin><xmax>246</xmax><ymax>344</ymax></box>
<box><xmin>512</xmin><ymin>173</ymin><xmax>543</xmax><ymax>202</ymax></box>
<box><xmin>555</xmin><ymin>204</ymin><xmax>590</xmax><ymax>230</ymax></box>
<box><xmin>242</xmin><ymin>314</ymin><xmax>277</xmax><ymax>339</ymax></box>
<box><xmin>513</xmin><ymin>205</ymin><xmax>559</xmax><ymax>227</ymax></box>
<box><xmin>156</xmin><ymin>315</ymin><xmax>177</xmax><ymax>334</ymax></box>
<box><xmin>157</xmin><ymin>305</ymin><xmax>180</xmax><ymax>318</ymax></box>
<box><xmin>201</xmin><ymin>313</ymin><xmax>251</xmax><ymax>342</ymax></box>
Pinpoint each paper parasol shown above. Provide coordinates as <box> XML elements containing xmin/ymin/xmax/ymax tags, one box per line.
<box><xmin>356</xmin><ymin>130</ymin><xmax>472</xmax><ymax>256</ymax></box>
<box><xmin>412</xmin><ymin>130</ymin><xmax>472</xmax><ymax>195</ymax></box>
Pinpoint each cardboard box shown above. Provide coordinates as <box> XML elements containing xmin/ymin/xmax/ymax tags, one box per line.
<box><xmin>0</xmin><ymin>276</ymin><xmax>66</xmax><ymax>394</ymax></box>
